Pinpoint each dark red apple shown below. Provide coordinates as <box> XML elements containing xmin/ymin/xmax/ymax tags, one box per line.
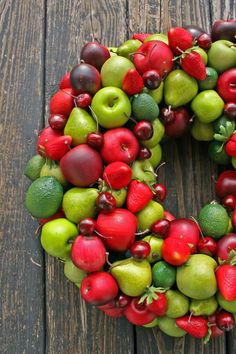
<box><xmin>211</xmin><ymin>20</ymin><xmax>236</xmax><ymax>43</ymax></box>
<box><xmin>80</xmin><ymin>41</ymin><xmax>110</xmax><ymax>71</ymax></box>
<box><xmin>217</xmin><ymin>68</ymin><xmax>236</xmax><ymax>102</ymax></box>
<box><xmin>70</xmin><ymin>63</ymin><xmax>101</xmax><ymax>95</ymax></box>
<box><xmin>60</xmin><ymin>144</ymin><xmax>103</xmax><ymax>187</ymax></box>
<box><xmin>215</xmin><ymin>170</ymin><xmax>236</xmax><ymax>198</ymax></box>
<box><xmin>96</xmin><ymin>208</ymin><xmax>137</xmax><ymax>251</ymax></box>
<box><xmin>164</xmin><ymin>107</ymin><xmax>191</xmax><ymax>138</ymax></box>
<box><xmin>50</xmin><ymin>88</ymin><xmax>74</xmax><ymax>117</ymax></box>
<box><xmin>216</xmin><ymin>233</ymin><xmax>236</xmax><ymax>261</ymax></box>
<box><xmin>133</xmin><ymin>40</ymin><xmax>174</xmax><ymax>77</ymax></box>
<box><xmin>101</xmin><ymin>128</ymin><xmax>139</xmax><ymax>164</ymax></box>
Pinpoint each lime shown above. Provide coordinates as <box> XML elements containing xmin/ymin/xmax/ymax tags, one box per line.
<box><xmin>198</xmin><ymin>203</ymin><xmax>229</xmax><ymax>239</ymax></box>
<box><xmin>40</xmin><ymin>162</ymin><xmax>68</xmax><ymax>188</ymax></box>
<box><xmin>213</xmin><ymin>115</ymin><xmax>231</xmax><ymax>133</ymax></box>
<box><xmin>198</xmin><ymin>67</ymin><xmax>218</xmax><ymax>91</ymax></box>
<box><xmin>24</xmin><ymin>154</ymin><xmax>45</xmax><ymax>181</ymax></box>
<box><xmin>152</xmin><ymin>260</ymin><xmax>176</xmax><ymax>288</ymax></box>
<box><xmin>25</xmin><ymin>176</ymin><xmax>63</xmax><ymax>218</ymax></box>
<box><xmin>208</xmin><ymin>140</ymin><xmax>231</xmax><ymax>165</ymax></box>
<box><xmin>131</xmin><ymin>93</ymin><xmax>159</xmax><ymax>121</ymax></box>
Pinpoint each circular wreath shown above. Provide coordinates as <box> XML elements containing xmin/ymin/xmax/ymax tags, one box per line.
<box><xmin>24</xmin><ymin>22</ymin><xmax>236</xmax><ymax>341</ymax></box>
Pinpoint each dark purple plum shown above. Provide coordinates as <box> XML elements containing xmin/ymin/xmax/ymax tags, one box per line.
<box><xmin>70</xmin><ymin>63</ymin><xmax>101</xmax><ymax>95</ymax></box>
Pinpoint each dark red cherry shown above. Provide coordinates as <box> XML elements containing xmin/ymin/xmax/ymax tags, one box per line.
<box><xmin>96</xmin><ymin>192</ymin><xmax>116</xmax><ymax>213</ymax></box>
<box><xmin>138</xmin><ymin>146</ymin><xmax>151</xmax><ymax>160</ymax></box>
<box><xmin>116</xmin><ymin>294</ymin><xmax>131</xmax><ymax>308</ymax></box>
<box><xmin>79</xmin><ymin>218</ymin><xmax>96</xmax><ymax>235</ymax></box>
<box><xmin>151</xmin><ymin>219</ymin><xmax>170</xmax><ymax>237</ymax></box>
<box><xmin>153</xmin><ymin>183</ymin><xmax>167</xmax><ymax>202</ymax></box>
<box><xmin>48</xmin><ymin>114</ymin><xmax>67</xmax><ymax>130</ymax></box>
<box><xmin>197</xmin><ymin>237</ymin><xmax>217</xmax><ymax>256</ymax></box>
<box><xmin>76</xmin><ymin>93</ymin><xmax>92</xmax><ymax>108</ymax></box>
<box><xmin>160</xmin><ymin>107</ymin><xmax>175</xmax><ymax>124</ymax></box>
<box><xmin>197</xmin><ymin>33</ymin><xmax>212</xmax><ymax>49</ymax></box>
<box><xmin>142</xmin><ymin>70</ymin><xmax>162</xmax><ymax>90</ymax></box>
<box><xmin>87</xmin><ymin>132</ymin><xmax>104</xmax><ymax>149</ymax></box>
<box><xmin>133</xmin><ymin>120</ymin><xmax>153</xmax><ymax>140</ymax></box>
<box><xmin>216</xmin><ymin>311</ymin><xmax>235</xmax><ymax>331</ymax></box>
<box><xmin>224</xmin><ymin>102</ymin><xmax>236</xmax><ymax>120</ymax></box>
<box><xmin>222</xmin><ymin>194</ymin><xmax>236</xmax><ymax>211</ymax></box>
<box><xmin>130</xmin><ymin>241</ymin><xmax>151</xmax><ymax>259</ymax></box>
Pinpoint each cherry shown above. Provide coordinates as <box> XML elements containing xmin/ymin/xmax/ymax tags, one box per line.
<box><xmin>197</xmin><ymin>33</ymin><xmax>212</xmax><ymax>49</ymax></box>
<box><xmin>153</xmin><ymin>183</ymin><xmax>167</xmax><ymax>202</ymax></box>
<box><xmin>151</xmin><ymin>219</ymin><xmax>170</xmax><ymax>237</ymax></box>
<box><xmin>96</xmin><ymin>192</ymin><xmax>116</xmax><ymax>213</ymax></box>
<box><xmin>222</xmin><ymin>194</ymin><xmax>236</xmax><ymax>211</ymax></box>
<box><xmin>216</xmin><ymin>311</ymin><xmax>235</xmax><ymax>331</ymax></box>
<box><xmin>76</xmin><ymin>93</ymin><xmax>92</xmax><ymax>108</ymax></box>
<box><xmin>232</xmin><ymin>209</ymin><xmax>236</xmax><ymax>229</ymax></box>
<box><xmin>130</xmin><ymin>241</ymin><xmax>151</xmax><ymax>259</ymax></box>
<box><xmin>87</xmin><ymin>132</ymin><xmax>104</xmax><ymax>149</ymax></box>
<box><xmin>116</xmin><ymin>294</ymin><xmax>131</xmax><ymax>308</ymax></box>
<box><xmin>142</xmin><ymin>70</ymin><xmax>162</xmax><ymax>89</ymax></box>
<box><xmin>48</xmin><ymin>114</ymin><xmax>67</xmax><ymax>130</ymax></box>
<box><xmin>224</xmin><ymin>102</ymin><xmax>236</xmax><ymax>120</ymax></box>
<box><xmin>160</xmin><ymin>107</ymin><xmax>174</xmax><ymax>123</ymax></box>
<box><xmin>138</xmin><ymin>146</ymin><xmax>151</xmax><ymax>160</ymax></box>
<box><xmin>133</xmin><ymin>120</ymin><xmax>153</xmax><ymax>140</ymax></box>
<box><xmin>197</xmin><ymin>236</ymin><xmax>217</xmax><ymax>256</ymax></box>
<box><xmin>79</xmin><ymin>218</ymin><xmax>96</xmax><ymax>235</ymax></box>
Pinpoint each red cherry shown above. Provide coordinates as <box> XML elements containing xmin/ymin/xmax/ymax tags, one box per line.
<box><xmin>138</xmin><ymin>146</ymin><xmax>151</xmax><ymax>160</ymax></box>
<box><xmin>48</xmin><ymin>114</ymin><xmax>67</xmax><ymax>130</ymax></box>
<box><xmin>197</xmin><ymin>237</ymin><xmax>217</xmax><ymax>256</ymax></box>
<box><xmin>130</xmin><ymin>241</ymin><xmax>151</xmax><ymax>259</ymax></box>
<box><xmin>79</xmin><ymin>218</ymin><xmax>96</xmax><ymax>236</ymax></box>
<box><xmin>116</xmin><ymin>294</ymin><xmax>131</xmax><ymax>308</ymax></box>
<box><xmin>76</xmin><ymin>93</ymin><xmax>92</xmax><ymax>108</ymax></box>
<box><xmin>216</xmin><ymin>311</ymin><xmax>235</xmax><ymax>331</ymax></box>
<box><xmin>133</xmin><ymin>120</ymin><xmax>154</xmax><ymax>140</ymax></box>
<box><xmin>160</xmin><ymin>107</ymin><xmax>175</xmax><ymax>123</ymax></box>
<box><xmin>87</xmin><ymin>132</ymin><xmax>104</xmax><ymax>149</ymax></box>
<box><xmin>151</xmin><ymin>219</ymin><xmax>170</xmax><ymax>237</ymax></box>
<box><xmin>162</xmin><ymin>237</ymin><xmax>191</xmax><ymax>266</ymax></box>
<box><xmin>142</xmin><ymin>70</ymin><xmax>162</xmax><ymax>89</ymax></box>
<box><xmin>222</xmin><ymin>194</ymin><xmax>236</xmax><ymax>211</ymax></box>
<box><xmin>224</xmin><ymin>102</ymin><xmax>236</xmax><ymax>120</ymax></box>
<box><xmin>197</xmin><ymin>33</ymin><xmax>212</xmax><ymax>49</ymax></box>
<box><xmin>216</xmin><ymin>233</ymin><xmax>236</xmax><ymax>262</ymax></box>
<box><xmin>153</xmin><ymin>183</ymin><xmax>167</xmax><ymax>202</ymax></box>
<box><xmin>96</xmin><ymin>192</ymin><xmax>116</xmax><ymax>213</ymax></box>
<box><xmin>232</xmin><ymin>209</ymin><xmax>236</xmax><ymax>229</ymax></box>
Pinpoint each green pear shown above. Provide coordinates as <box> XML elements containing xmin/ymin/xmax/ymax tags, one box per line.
<box><xmin>132</xmin><ymin>160</ymin><xmax>156</xmax><ymax>184</ymax></box>
<box><xmin>145</xmin><ymin>81</ymin><xmax>164</xmax><ymax>104</ymax></box>
<box><xmin>141</xmin><ymin>119</ymin><xmax>165</xmax><ymax>149</ymax></box>
<box><xmin>117</xmin><ymin>39</ymin><xmax>142</xmax><ymax>59</ymax></box>
<box><xmin>193</xmin><ymin>47</ymin><xmax>208</xmax><ymax>65</ymax></box>
<box><xmin>63</xmin><ymin>187</ymin><xmax>99</xmax><ymax>223</ymax></box>
<box><xmin>142</xmin><ymin>235</ymin><xmax>163</xmax><ymax>263</ymax></box>
<box><xmin>164</xmin><ymin>70</ymin><xmax>198</xmax><ymax>108</ymax></box>
<box><xmin>176</xmin><ymin>254</ymin><xmax>217</xmax><ymax>300</ymax></box>
<box><xmin>111</xmin><ymin>258</ymin><xmax>152</xmax><ymax>296</ymax></box>
<box><xmin>165</xmin><ymin>290</ymin><xmax>189</xmax><ymax>318</ymax></box>
<box><xmin>103</xmin><ymin>186</ymin><xmax>127</xmax><ymax>207</ymax></box>
<box><xmin>64</xmin><ymin>258</ymin><xmax>87</xmax><ymax>284</ymax></box>
<box><xmin>136</xmin><ymin>200</ymin><xmax>164</xmax><ymax>231</ymax></box>
<box><xmin>191</xmin><ymin>118</ymin><xmax>214</xmax><ymax>141</ymax></box>
<box><xmin>157</xmin><ymin>316</ymin><xmax>187</xmax><ymax>337</ymax></box>
<box><xmin>146</xmin><ymin>143</ymin><xmax>162</xmax><ymax>168</ymax></box>
<box><xmin>144</xmin><ymin>33</ymin><xmax>168</xmax><ymax>44</ymax></box>
<box><xmin>40</xmin><ymin>161</ymin><xmax>68</xmax><ymax>188</ymax></box>
<box><xmin>101</xmin><ymin>56</ymin><xmax>135</xmax><ymax>87</ymax></box>
<box><xmin>208</xmin><ymin>40</ymin><xmax>236</xmax><ymax>73</ymax></box>
<box><xmin>191</xmin><ymin>90</ymin><xmax>224</xmax><ymax>123</ymax></box>
<box><xmin>108</xmin><ymin>47</ymin><xmax>118</xmax><ymax>57</ymax></box>
<box><xmin>217</xmin><ymin>292</ymin><xmax>236</xmax><ymax>313</ymax></box>
<box><xmin>64</xmin><ymin>107</ymin><xmax>96</xmax><ymax>146</ymax></box>
<box><xmin>142</xmin><ymin>318</ymin><xmax>159</xmax><ymax>328</ymax></box>
<box><xmin>189</xmin><ymin>296</ymin><xmax>218</xmax><ymax>316</ymax></box>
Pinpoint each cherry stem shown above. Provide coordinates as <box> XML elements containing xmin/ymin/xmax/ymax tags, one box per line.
<box><xmin>190</xmin><ymin>215</ymin><xmax>204</xmax><ymax>238</ymax></box>
<box><xmin>155</xmin><ymin>161</ymin><xmax>166</xmax><ymax>175</ymax></box>
<box><xmin>94</xmin><ymin>229</ymin><xmax>112</xmax><ymax>239</ymax></box>
<box><xmin>103</xmin><ymin>172</ymin><xmax>113</xmax><ymax>192</ymax></box>
<box><xmin>211</xmin><ymin>174</ymin><xmax>217</xmax><ymax>184</ymax></box>
<box><xmin>89</xmin><ymin>105</ymin><xmax>100</xmax><ymax>132</ymax></box>
<box><xmin>135</xmin><ymin>229</ymin><xmax>150</xmax><ymax>236</ymax></box>
<box><xmin>144</xmin><ymin>169</ymin><xmax>157</xmax><ymax>178</ymax></box>
<box><xmin>105</xmin><ymin>252</ymin><xmax>113</xmax><ymax>267</ymax></box>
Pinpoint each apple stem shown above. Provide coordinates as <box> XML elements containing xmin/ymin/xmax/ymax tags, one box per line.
<box><xmin>89</xmin><ymin>105</ymin><xmax>100</xmax><ymax>132</ymax></box>
<box><xmin>135</xmin><ymin>229</ymin><xmax>150</xmax><ymax>237</ymax></box>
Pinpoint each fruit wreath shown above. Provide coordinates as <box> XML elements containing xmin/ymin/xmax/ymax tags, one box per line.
<box><xmin>24</xmin><ymin>21</ymin><xmax>236</xmax><ymax>341</ymax></box>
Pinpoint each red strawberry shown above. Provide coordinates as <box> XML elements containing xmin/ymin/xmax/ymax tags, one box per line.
<box><xmin>59</xmin><ymin>72</ymin><xmax>72</xmax><ymax>89</ymax></box>
<box><xmin>44</xmin><ymin>135</ymin><xmax>72</xmax><ymax>160</ymax></box>
<box><xmin>180</xmin><ymin>51</ymin><xmax>206</xmax><ymax>80</ymax></box>
<box><xmin>145</xmin><ymin>292</ymin><xmax>167</xmax><ymax>316</ymax></box>
<box><xmin>176</xmin><ymin>315</ymin><xmax>208</xmax><ymax>338</ymax></box>
<box><xmin>168</xmin><ymin>27</ymin><xmax>193</xmax><ymax>55</ymax></box>
<box><xmin>127</xmin><ymin>180</ymin><xmax>153</xmax><ymax>213</ymax></box>
<box><xmin>37</xmin><ymin>126</ymin><xmax>63</xmax><ymax>157</ymax></box>
<box><xmin>50</xmin><ymin>88</ymin><xmax>75</xmax><ymax>117</ymax></box>
<box><xmin>122</xmin><ymin>69</ymin><xmax>144</xmax><ymax>95</ymax></box>
<box><xmin>226</xmin><ymin>134</ymin><xmax>236</xmax><ymax>156</ymax></box>
<box><xmin>216</xmin><ymin>264</ymin><xmax>236</xmax><ymax>301</ymax></box>
<box><xmin>132</xmin><ymin>33</ymin><xmax>151</xmax><ymax>42</ymax></box>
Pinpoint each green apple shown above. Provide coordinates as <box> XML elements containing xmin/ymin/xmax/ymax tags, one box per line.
<box><xmin>142</xmin><ymin>235</ymin><xmax>163</xmax><ymax>263</ymax></box>
<box><xmin>141</xmin><ymin>119</ymin><xmax>165</xmax><ymax>149</ymax></box>
<box><xmin>136</xmin><ymin>200</ymin><xmax>164</xmax><ymax>231</ymax></box>
<box><xmin>164</xmin><ymin>70</ymin><xmax>198</xmax><ymax>107</ymax></box>
<box><xmin>117</xmin><ymin>39</ymin><xmax>142</xmax><ymax>59</ymax></box>
<box><xmin>144</xmin><ymin>33</ymin><xmax>168</xmax><ymax>44</ymax></box>
<box><xmin>100</xmin><ymin>55</ymin><xmax>135</xmax><ymax>87</ymax></box>
<box><xmin>64</xmin><ymin>258</ymin><xmax>87</xmax><ymax>284</ymax></box>
<box><xmin>91</xmin><ymin>87</ymin><xmax>131</xmax><ymax>128</ymax></box>
<box><xmin>41</xmin><ymin>218</ymin><xmax>78</xmax><ymax>259</ymax></box>
<box><xmin>108</xmin><ymin>47</ymin><xmax>118</xmax><ymax>57</ymax></box>
<box><xmin>191</xmin><ymin>90</ymin><xmax>224</xmax><ymax>123</ymax></box>
<box><xmin>146</xmin><ymin>143</ymin><xmax>162</xmax><ymax>168</ymax></box>
<box><xmin>191</xmin><ymin>118</ymin><xmax>214</xmax><ymax>141</ymax></box>
<box><xmin>144</xmin><ymin>81</ymin><xmax>164</xmax><ymax>104</ymax></box>
<box><xmin>208</xmin><ymin>40</ymin><xmax>236</xmax><ymax>73</ymax></box>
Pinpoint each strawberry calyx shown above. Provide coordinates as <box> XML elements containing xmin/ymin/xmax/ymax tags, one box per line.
<box><xmin>214</xmin><ymin>121</ymin><xmax>236</xmax><ymax>152</ymax></box>
<box><xmin>138</xmin><ymin>285</ymin><xmax>168</xmax><ymax>305</ymax></box>
<box><xmin>173</xmin><ymin>45</ymin><xmax>201</xmax><ymax>61</ymax></box>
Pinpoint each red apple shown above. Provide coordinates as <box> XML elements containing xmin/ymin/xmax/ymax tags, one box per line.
<box><xmin>50</xmin><ymin>88</ymin><xmax>74</xmax><ymax>117</ymax></box>
<box><xmin>211</xmin><ymin>20</ymin><xmax>236</xmax><ymax>43</ymax></box>
<box><xmin>96</xmin><ymin>208</ymin><xmax>137</xmax><ymax>251</ymax></box>
<box><xmin>60</xmin><ymin>144</ymin><xmax>103</xmax><ymax>187</ymax></box>
<box><xmin>59</xmin><ymin>72</ymin><xmax>72</xmax><ymax>89</ymax></box>
<box><xmin>216</xmin><ymin>233</ymin><xmax>236</xmax><ymax>261</ymax></box>
<box><xmin>217</xmin><ymin>68</ymin><xmax>236</xmax><ymax>102</ymax></box>
<box><xmin>133</xmin><ymin>40</ymin><xmax>174</xmax><ymax>77</ymax></box>
<box><xmin>164</xmin><ymin>210</ymin><xmax>175</xmax><ymax>221</ymax></box>
<box><xmin>101</xmin><ymin>128</ymin><xmax>139</xmax><ymax>164</ymax></box>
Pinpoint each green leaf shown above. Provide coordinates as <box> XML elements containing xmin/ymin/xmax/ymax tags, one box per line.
<box><xmin>216</xmin><ymin>142</ymin><xmax>225</xmax><ymax>153</ymax></box>
<box><xmin>213</xmin><ymin>133</ymin><xmax>228</xmax><ymax>142</ymax></box>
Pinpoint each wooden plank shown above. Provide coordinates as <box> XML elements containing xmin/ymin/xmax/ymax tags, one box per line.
<box><xmin>44</xmin><ymin>1</ymin><xmax>134</xmax><ymax>353</ymax></box>
<box><xmin>0</xmin><ymin>0</ymin><xmax>45</xmax><ymax>353</ymax></box>
<box><xmin>127</xmin><ymin>0</ymin><xmax>227</xmax><ymax>353</ymax></box>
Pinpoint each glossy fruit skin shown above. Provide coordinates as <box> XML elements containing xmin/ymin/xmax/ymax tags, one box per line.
<box><xmin>224</xmin><ymin>102</ymin><xmax>236</xmax><ymax>120</ymax></box>
<box><xmin>168</xmin><ymin>27</ymin><xmax>193</xmax><ymax>55</ymax></box>
<box><xmin>160</xmin><ymin>107</ymin><xmax>175</xmax><ymax>123</ymax></box>
<box><xmin>96</xmin><ymin>208</ymin><xmax>137</xmax><ymax>251</ymax></box>
<box><xmin>164</xmin><ymin>210</ymin><xmax>175</xmax><ymax>221</ymax></box>
<box><xmin>70</xmin><ymin>63</ymin><xmax>101</xmax><ymax>95</ymax></box>
<box><xmin>151</xmin><ymin>219</ymin><xmax>170</xmax><ymax>237</ymax></box>
<box><xmin>87</xmin><ymin>132</ymin><xmax>104</xmax><ymax>149</ymax></box>
<box><xmin>216</xmin><ymin>264</ymin><xmax>236</xmax><ymax>301</ymax></box>
<box><xmin>130</xmin><ymin>241</ymin><xmax>151</xmax><ymax>259</ymax></box>
<box><xmin>208</xmin><ymin>314</ymin><xmax>224</xmax><ymax>338</ymax></box>
<box><xmin>176</xmin><ymin>315</ymin><xmax>208</xmax><ymax>338</ymax></box>
<box><xmin>76</xmin><ymin>93</ymin><xmax>92</xmax><ymax>108</ymax></box>
<box><xmin>138</xmin><ymin>146</ymin><xmax>151</xmax><ymax>160</ymax></box>
<box><xmin>226</xmin><ymin>134</ymin><xmax>236</xmax><ymax>156</ymax></box>
<box><xmin>103</xmin><ymin>162</ymin><xmax>132</xmax><ymax>189</ymax></box>
<box><xmin>216</xmin><ymin>170</ymin><xmax>236</xmax><ymax>198</ymax></box>
<box><xmin>101</xmin><ymin>128</ymin><xmax>139</xmax><ymax>164</ymax></box>
<box><xmin>197</xmin><ymin>33</ymin><xmax>212</xmax><ymax>49</ymax></box>
<box><xmin>232</xmin><ymin>209</ymin><xmax>236</xmax><ymax>229</ymax></box>
<box><xmin>222</xmin><ymin>195</ymin><xmax>236</xmax><ymax>211</ymax></box>
<box><xmin>44</xmin><ymin>135</ymin><xmax>72</xmax><ymax>161</ymax></box>
<box><xmin>216</xmin><ymin>311</ymin><xmax>235</xmax><ymax>331</ymax></box>
<box><xmin>127</xmin><ymin>180</ymin><xmax>153</xmax><ymax>213</ymax></box>
<box><xmin>184</xmin><ymin>24</ymin><xmax>204</xmax><ymax>39</ymax></box>
<box><xmin>80</xmin><ymin>41</ymin><xmax>110</xmax><ymax>71</ymax></box>
<box><xmin>217</xmin><ymin>68</ymin><xmax>236</xmax><ymax>102</ymax></box>
<box><xmin>50</xmin><ymin>88</ymin><xmax>74</xmax><ymax>117</ymax></box>
<box><xmin>162</xmin><ymin>237</ymin><xmax>191</xmax><ymax>266</ymax></box>
<box><xmin>122</xmin><ymin>68</ymin><xmax>144</xmax><ymax>95</ymax></box>
<box><xmin>116</xmin><ymin>294</ymin><xmax>131</xmax><ymax>308</ymax></box>
<box><xmin>124</xmin><ymin>297</ymin><xmax>156</xmax><ymax>325</ymax></box>
<box><xmin>60</xmin><ymin>144</ymin><xmax>103</xmax><ymax>187</ymax></box>
<box><xmin>48</xmin><ymin>114</ymin><xmax>67</xmax><ymax>130</ymax></box>
<box><xmin>197</xmin><ymin>237</ymin><xmax>217</xmax><ymax>257</ymax></box>
<box><xmin>146</xmin><ymin>292</ymin><xmax>167</xmax><ymax>316</ymax></box>
<box><xmin>180</xmin><ymin>51</ymin><xmax>206</xmax><ymax>81</ymax></box>
<box><xmin>59</xmin><ymin>72</ymin><xmax>72</xmax><ymax>89</ymax></box>
<box><xmin>142</xmin><ymin>70</ymin><xmax>162</xmax><ymax>89</ymax></box>
<box><xmin>133</xmin><ymin>120</ymin><xmax>154</xmax><ymax>140</ymax></box>
<box><xmin>153</xmin><ymin>183</ymin><xmax>167</xmax><ymax>202</ymax></box>
<box><xmin>164</xmin><ymin>107</ymin><xmax>191</xmax><ymax>138</ymax></box>
<box><xmin>80</xmin><ymin>271</ymin><xmax>118</xmax><ymax>306</ymax></box>
<box><xmin>37</xmin><ymin>126</ymin><xmax>63</xmax><ymax>157</ymax></box>
<box><xmin>96</xmin><ymin>192</ymin><xmax>116</xmax><ymax>213</ymax></box>
<box><xmin>216</xmin><ymin>233</ymin><xmax>236</xmax><ymax>261</ymax></box>
<box><xmin>70</xmin><ymin>234</ymin><xmax>106</xmax><ymax>272</ymax></box>
<box><xmin>211</xmin><ymin>20</ymin><xmax>236</xmax><ymax>43</ymax></box>
<box><xmin>79</xmin><ymin>218</ymin><xmax>96</xmax><ymax>236</ymax></box>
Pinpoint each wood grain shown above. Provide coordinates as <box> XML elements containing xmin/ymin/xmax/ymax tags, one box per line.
<box><xmin>0</xmin><ymin>0</ymin><xmax>45</xmax><ymax>353</ymax></box>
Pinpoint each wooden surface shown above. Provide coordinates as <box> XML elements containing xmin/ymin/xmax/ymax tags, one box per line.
<box><xmin>0</xmin><ymin>0</ymin><xmax>235</xmax><ymax>353</ymax></box>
